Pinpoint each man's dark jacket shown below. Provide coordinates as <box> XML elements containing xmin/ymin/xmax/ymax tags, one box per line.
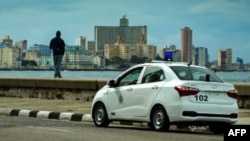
<box><xmin>49</xmin><ymin>36</ymin><xmax>65</xmax><ymax>55</ymax></box>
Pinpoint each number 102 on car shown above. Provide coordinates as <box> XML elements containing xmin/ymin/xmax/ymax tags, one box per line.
<box><xmin>194</xmin><ymin>94</ymin><xmax>208</xmax><ymax>102</ymax></box>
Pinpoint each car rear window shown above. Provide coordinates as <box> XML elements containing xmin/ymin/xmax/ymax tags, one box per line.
<box><xmin>170</xmin><ymin>66</ymin><xmax>223</xmax><ymax>82</ymax></box>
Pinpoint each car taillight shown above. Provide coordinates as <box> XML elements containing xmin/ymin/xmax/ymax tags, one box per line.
<box><xmin>174</xmin><ymin>86</ymin><xmax>200</xmax><ymax>97</ymax></box>
<box><xmin>227</xmin><ymin>89</ymin><xmax>238</xmax><ymax>99</ymax></box>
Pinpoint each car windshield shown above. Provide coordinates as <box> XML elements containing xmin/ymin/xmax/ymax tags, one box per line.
<box><xmin>170</xmin><ymin>66</ymin><xmax>223</xmax><ymax>83</ymax></box>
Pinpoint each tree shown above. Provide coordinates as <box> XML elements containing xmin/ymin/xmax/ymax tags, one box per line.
<box><xmin>130</xmin><ymin>55</ymin><xmax>145</xmax><ymax>64</ymax></box>
<box><xmin>111</xmin><ymin>57</ymin><xmax>125</xmax><ymax>65</ymax></box>
<box><xmin>22</xmin><ymin>60</ymin><xmax>37</xmax><ymax>67</ymax></box>
<box><xmin>155</xmin><ymin>54</ymin><xmax>163</xmax><ymax>60</ymax></box>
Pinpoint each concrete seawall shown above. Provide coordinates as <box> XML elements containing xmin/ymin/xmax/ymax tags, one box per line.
<box><xmin>0</xmin><ymin>78</ymin><xmax>249</xmax><ymax>108</ymax></box>
<box><xmin>0</xmin><ymin>78</ymin><xmax>106</xmax><ymax>101</ymax></box>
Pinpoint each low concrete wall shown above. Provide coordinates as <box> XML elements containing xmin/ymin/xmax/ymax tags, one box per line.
<box><xmin>0</xmin><ymin>78</ymin><xmax>107</xmax><ymax>90</ymax></box>
<box><xmin>233</xmin><ymin>83</ymin><xmax>250</xmax><ymax>96</ymax></box>
<box><xmin>234</xmin><ymin>83</ymin><xmax>250</xmax><ymax>108</ymax></box>
<box><xmin>0</xmin><ymin>78</ymin><xmax>107</xmax><ymax>101</ymax></box>
<box><xmin>0</xmin><ymin>78</ymin><xmax>249</xmax><ymax>108</ymax></box>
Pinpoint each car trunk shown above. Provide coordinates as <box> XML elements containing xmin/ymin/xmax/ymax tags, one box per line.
<box><xmin>185</xmin><ymin>82</ymin><xmax>237</xmax><ymax>105</ymax></box>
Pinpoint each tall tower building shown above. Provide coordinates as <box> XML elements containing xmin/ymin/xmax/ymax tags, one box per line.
<box><xmin>194</xmin><ymin>47</ymin><xmax>209</xmax><ymax>67</ymax></box>
<box><xmin>75</xmin><ymin>36</ymin><xmax>86</xmax><ymax>48</ymax></box>
<box><xmin>181</xmin><ymin>27</ymin><xmax>193</xmax><ymax>63</ymax></box>
<box><xmin>15</xmin><ymin>40</ymin><xmax>27</xmax><ymax>50</ymax></box>
<box><xmin>94</xmin><ymin>16</ymin><xmax>147</xmax><ymax>55</ymax></box>
<box><xmin>218</xmin><ymin>48</ymin><xmax>232</xmax><ymax>70</ymax></box>
<box><xmin>87</xmin><ymin>41</ymin><xmax>96</xmax><ymax>53</ymax></box>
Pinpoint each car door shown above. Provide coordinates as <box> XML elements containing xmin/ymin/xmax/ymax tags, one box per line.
<box><xmin>132</xmin><ymin>66</ymin><xmax>166</xmax><ymax>116</ymax></box>
<box><xmin>106</xmin><ymin>66</ymin><xmax>144</xmax><ymax>117</ymax></box>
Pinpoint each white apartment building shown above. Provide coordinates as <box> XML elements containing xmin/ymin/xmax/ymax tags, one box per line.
<box><xmin>0</xmin><ymin>47</ymin><xmax>21</xmax><ymax>68</ymax></box>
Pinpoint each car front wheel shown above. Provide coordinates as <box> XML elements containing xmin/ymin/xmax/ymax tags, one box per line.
<box><xmin>93</xmin><ymin>103</ymin><xmax>110</xmax><ymax>127</ymax></box>
<box><xmin>150</xmin><ymin>106</ymin><xmax>170</xmax><ymax>131</ymax></box>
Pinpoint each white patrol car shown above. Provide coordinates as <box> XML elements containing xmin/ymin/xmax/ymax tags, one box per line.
<box><xmin>91</xmin><ymin>61</ymin><xmax>238</xmax><ymax>134</ymax></box>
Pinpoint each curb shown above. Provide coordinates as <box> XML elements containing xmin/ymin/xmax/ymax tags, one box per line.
<box><xmin>0</xmin><ymin>108</ymin><xmax>146</xmax><ymax>126</ymax></box>
<box><xmin>1</xmin><ymin>108</ymin><xmax>250</xmax><ymax>126</ymax></box>
<box><xmin>0</xmin><ymin>108</ymin><xmax>93</xmax><ymax>122</ymax></box>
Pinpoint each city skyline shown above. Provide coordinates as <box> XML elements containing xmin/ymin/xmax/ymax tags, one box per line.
<box><xmin>1</xmin><ymin>0</ymin><xmax>250</xmax><ymax>62</ymax></box>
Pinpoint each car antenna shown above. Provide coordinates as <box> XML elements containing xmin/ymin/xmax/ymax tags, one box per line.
<box><xmin>187</xmin><ymin>59</ymin><xmax>192</xmax><ymax>67</ymax></box>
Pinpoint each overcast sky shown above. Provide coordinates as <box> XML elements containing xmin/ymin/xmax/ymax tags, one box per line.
<box><xmin>1</xmin><ymin>0</ymin><xmax>249</xmax><ymax>63</ymax></box>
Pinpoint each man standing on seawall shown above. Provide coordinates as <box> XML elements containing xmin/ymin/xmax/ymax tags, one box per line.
<box><xmin>49</xmin><ymin>30</ymin><xmax>65</xmax><ymax>78</ymax></box>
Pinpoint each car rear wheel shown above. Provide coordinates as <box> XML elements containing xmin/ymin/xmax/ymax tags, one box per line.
<box><xmin>93</xmin><ymin>103</ymin><xmax>110</xmax><ymax>127</ymax></box>
<box><xmin>150</xmin><ymin>106</ymin><xmax>170</xmax><ymax>131</ymax></box>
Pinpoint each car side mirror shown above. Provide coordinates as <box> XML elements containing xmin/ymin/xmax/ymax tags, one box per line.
<box><xmin>107</xmin><ymin>80</ymin><xmax>115</xmax><ymax>87</ymax></box>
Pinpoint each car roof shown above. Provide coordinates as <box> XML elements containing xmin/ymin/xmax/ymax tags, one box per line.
<box><xmin>136</xmin><ymin>60</ymin><xmax>207</xmax><ymax>69</ymax></box>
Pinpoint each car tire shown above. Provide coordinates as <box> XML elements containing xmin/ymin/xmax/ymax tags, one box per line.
<box><xmin>150</xmin><ymin>106</ymin><xmax>170</xmax><ymax>131</ymax></box>
<box><xmin>209</xmin><ymin>123</ymin><xmax>229</xmax><ymax>134</ymax></box>
<box><xmin>93</xmin><ymin>103</ymin><xmax>110</xmax><ymax>127</ymax></box>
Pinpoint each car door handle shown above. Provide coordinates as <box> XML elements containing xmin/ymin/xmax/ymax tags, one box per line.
<box><xmin>126</xmin><ymin>88</ymin><xmax>133</xmax><ymax>92</ymax></box>
<box><xmin>152</xmin><ymin>86</ymin><xmax>159</xmax><ymax>90</ymax></box>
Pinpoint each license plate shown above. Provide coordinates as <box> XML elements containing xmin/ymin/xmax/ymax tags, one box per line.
<box><xmin>190</xmin><ymin>94</ymin><xmax>209</xmax><ymax>102</ymax></box>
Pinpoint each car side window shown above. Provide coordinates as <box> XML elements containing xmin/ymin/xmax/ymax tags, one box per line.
<box><xmin>142</xmin><ymin>67</ymin><xmax>165</xmax><ymax>83</ymax></box>
<box><xmin>118</xmin><ymin>67</ymin><xmax>143</xmax><ymax>86</ymax></box>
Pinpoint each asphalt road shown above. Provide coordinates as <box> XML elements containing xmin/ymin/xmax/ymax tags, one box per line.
<box><xmin>0</xmin><ymin>97</ymin><xmax>249</xmax><ymax>141</ymax></box>
<box><xmin>0</xmin><ymin>116</ymin><xmax>223</xmax><ymax>141</ymax></box>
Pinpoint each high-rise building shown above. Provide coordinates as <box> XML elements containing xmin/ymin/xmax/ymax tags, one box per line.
<box><xmin>94</xmin><ymin>16</ymin><xmax>147</xmax><ymax>54</ymax></box>
<box><xmin>194</xmin><ymin>47</ymin><xmax>209</xmax><ymax>67</ymax></box>
<box><xmin>75</xmin><ymin>36</ymin><xmax>86</xmax><ymax>48</ymax></box>
<box><xmin>218</xmin><ymin>48</ymin><xmax>232</xmax><ymax>70</ymax></box>
<box><xmin>15</xmin><ymin>40</ymin><xmax>27</xmax><ymax>50</ymax></box>
<box><xmin>236</xmin><ymin>57</ymin><xmax>244</xmax><ymax>70</ymax></box>
<box><xmin>181</xmin><ymin>27</ymin><xmax>193</xmax><ymax>63</ymax></box>
<box><xmin>87</xmin><ymin>41</ymin><xmax>96</xmax><ymax>53</ymax></box>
